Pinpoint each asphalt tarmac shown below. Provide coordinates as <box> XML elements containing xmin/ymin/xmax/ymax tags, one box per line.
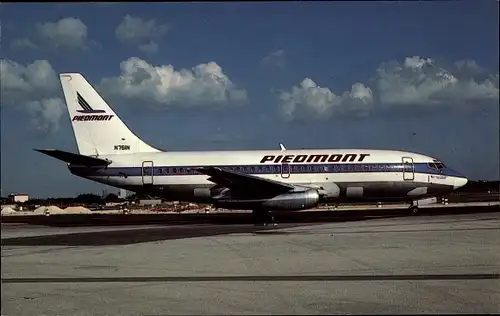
<box><xmin>2</xmin><ymin>203</ymin><xmax>498</xmax><ymax>227</ymax></box>
<box><xmin>2</xmin><ymin>208</ymin><xmax>499</xmax><ymax>315</ymax></box>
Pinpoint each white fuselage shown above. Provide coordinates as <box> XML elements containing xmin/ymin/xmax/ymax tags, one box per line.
<box><xmin>69</xmin><ymin>148</ymin><xmax>468</xmax><ymax>207</ymax></box>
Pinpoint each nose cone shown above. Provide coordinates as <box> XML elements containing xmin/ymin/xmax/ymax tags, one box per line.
<box><xmin>453</xmin><ymin>177</ymin><xmax>468</xmax><ymax>190</ymax></box>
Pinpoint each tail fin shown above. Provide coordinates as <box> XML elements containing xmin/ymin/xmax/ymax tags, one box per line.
<box><xmin>59</xmin><ymin>73</ymin><xmax>161</xmax><ymax>156</ymax></box>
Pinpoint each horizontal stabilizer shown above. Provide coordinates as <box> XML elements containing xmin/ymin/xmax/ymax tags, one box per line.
<box><xmin>34</xmin><ymin>149</ymin><xmax>112</xmax><ymax>167</ymax></box>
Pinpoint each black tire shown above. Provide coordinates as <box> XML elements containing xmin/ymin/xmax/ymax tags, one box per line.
<box><xmin>409</xmin><ymin>206</ymin><xmax>419</xmax><ymax>215</ymax></box>
<box><xmin>252</xmin><ymin>209</ymin><xmax>270</xmax><ymax>225</ymax></box>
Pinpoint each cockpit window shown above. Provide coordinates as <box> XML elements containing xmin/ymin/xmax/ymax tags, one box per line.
<box><xmin>428</xmin><ymin>161</ymin><xmax>445</xmax><ymax>170</ymax></box>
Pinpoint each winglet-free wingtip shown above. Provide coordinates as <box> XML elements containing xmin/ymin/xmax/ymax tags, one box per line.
<box><xmin>34</xmin><ymin>148</ymin><xmax>55</xmax><ymax>154</ymax></box>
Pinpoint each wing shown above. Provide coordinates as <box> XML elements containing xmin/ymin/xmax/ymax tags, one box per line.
<box><xmin>194</xmin><ymin>166</ymin><xmax>294</xmax><ymax>195</ymax></box>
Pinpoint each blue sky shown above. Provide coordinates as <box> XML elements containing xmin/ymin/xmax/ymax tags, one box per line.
<box><xmin>1</xmin><ymin>1</ymin><xmax>499</xmax><ymax>198</ymax></box>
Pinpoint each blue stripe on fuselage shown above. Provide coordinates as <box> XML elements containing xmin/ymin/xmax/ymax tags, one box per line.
<box><xmin>69</xmin><ymin>162</ymin><xmax>465</xmax><ymax>179</ymax></box>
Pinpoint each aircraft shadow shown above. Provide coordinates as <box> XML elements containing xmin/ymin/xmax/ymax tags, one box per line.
<box><xmin>1</xmin><ymin>224</ymin><xmax>305</xmax><ymax>247</ymax></box>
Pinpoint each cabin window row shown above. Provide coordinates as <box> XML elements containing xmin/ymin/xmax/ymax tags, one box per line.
<box><xmin>145</xmin><ymin>164</ymin><xmax>406</xmax><ymax>175</ymax></box>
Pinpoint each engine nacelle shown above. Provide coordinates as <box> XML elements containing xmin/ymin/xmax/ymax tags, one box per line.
<box><xmin>214</xmin><ymin>189</ymin><xmax>320</xmax><ymax>211</ymax></box>
<box><xmin>261</xmin><ymin>189</ymin><xmax>321</xmax><ymax>210</ymax></box>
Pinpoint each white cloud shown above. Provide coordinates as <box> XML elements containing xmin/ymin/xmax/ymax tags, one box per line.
<box><xmin>262</xmin><ymin>49</ymin><xmax>286</xmax><ymax>68</ymax></box>
<box><xmin>115</xmin><ymin>15</ymin><xmax>168</xmax><ymax>53</ymax></box>
<box><xmin>0</xmin><ymin>59</ymin><xmax>59</xmax><ymax>100</ymax></box>
<box><xmin>0</xmin><ymin>59</ymin><xmax>64</xmax><ymax>132</ymax></box>
<box><xmin>99</xmin><ymin>57</ymin><xmax>248</xmax><ymax>108</ymax></box>
<box><xmin>139</xmin><ymin>41</ymin><xmax>159</xmax><ymax>54</ymax></box>
<box><xmin>279</xmin><ymin>56</ymin><xmax>499</xmax><ymax>120</ymax></box>
<box><xmin>376</xmin><ymin>56</ymin><xmax>498</xmax><ymax>107</ymax></box>
<box><xmin>36</xmin><ymin>17</ymin><xmax>89</xmax><ymax>50</ymax></box>
<box><xmin>26</xmin><ymin>98</ymin><xmax>65</xmax><ymax>133</ymax></box>
<box><xmin>10</xmin><ymin>38</ymin><xmax>39</xmax><ymax>50</ymax></box>
<box><xmin>279</xmin><ymin>78</ymin><xmax>373</xmax><ymax>121</ymax></box>
<box><xmin>454</xmin><ymin>59</ymin><xmax>484</xmax><ymax>75</ymax></box>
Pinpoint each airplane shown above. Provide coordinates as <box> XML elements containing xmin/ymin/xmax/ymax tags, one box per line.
<box><xmin>36</xmin><ymin>73</ymin><xmax>469</xmax><ymax>225</ymax></box>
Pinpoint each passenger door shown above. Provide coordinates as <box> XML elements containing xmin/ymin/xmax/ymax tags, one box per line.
<box><xmin>142</xmin><ymin>161</ymin><xmax>154</xmax><ymax>185</ymax></box>
<box><xmin>402</xmin><ymin>157</ymin><xmax>414</xmax><ymax>181</ymax></box>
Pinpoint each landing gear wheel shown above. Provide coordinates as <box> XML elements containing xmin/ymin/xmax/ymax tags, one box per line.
<box><xmin>270</xmin><ymin>216</ymin><xmax>279</xmax><ymax>227</ymax></box>
<box><xmin>252</xmin><ymin>210</ymin><xmax>278</xmax><ymax>227</ymax></box>
<box><xmin>409</xmin><ymin>205</ymin><xmax>419</xmax><ymax>215</ymax></box>
<box><xmin>252</xmin><ymin>209</ymin><xmax>267</xmax><ymax>226</ymax></box>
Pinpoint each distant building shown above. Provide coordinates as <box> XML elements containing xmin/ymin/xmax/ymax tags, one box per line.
<box><xmin>9</xmin><ymin>193</ymin><xmax>29</xmax><ymax>203</ymax></box>
<box><xmin>139</xmin><ymin>199</ymin><xmax>162</xmax><ymax>206</ymax></box>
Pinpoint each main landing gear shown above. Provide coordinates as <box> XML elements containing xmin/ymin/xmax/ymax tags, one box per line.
<box><xmin>252</xmin><ymin>209</ymin><xmax>279</xmax><ymax>227</ymax></box>
<box><xmin>408</xmin><ymin>201</ymin><xmax>419</xmax><ymax>215</ymax></box>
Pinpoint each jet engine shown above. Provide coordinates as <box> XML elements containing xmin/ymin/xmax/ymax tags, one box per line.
<box><xmin>214</xmin><ymin>189</ymin><xmax>320</xmax><ymax>211</ymax></box>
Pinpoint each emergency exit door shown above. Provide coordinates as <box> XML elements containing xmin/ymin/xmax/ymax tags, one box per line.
<box><xmin>281</xmin><ymin>163</ymin><xmax>290</xmax><ymax>179</ymax></box>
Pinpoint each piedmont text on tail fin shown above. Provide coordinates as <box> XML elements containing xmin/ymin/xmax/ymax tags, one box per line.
<box><xmin>59</xmin><ymin>73</ymin><xmax>161</xmax><ymax>156</ymax></box>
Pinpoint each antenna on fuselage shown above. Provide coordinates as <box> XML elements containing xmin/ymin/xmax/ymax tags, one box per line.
<box><xmin>279</xmin><ymin>143</ymin><xmax>287</xmax><ymax>151</ymax></box>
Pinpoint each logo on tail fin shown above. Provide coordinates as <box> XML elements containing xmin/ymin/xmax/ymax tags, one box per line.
<box><xmin>76</xmin><ymin>92</ymin><xmax>105</xmax><ymax>113</ymax></box>
<box><xmin>72</xmin><ymin>92</ymin><xmax>114</xmax><ymax>122</ymax></box>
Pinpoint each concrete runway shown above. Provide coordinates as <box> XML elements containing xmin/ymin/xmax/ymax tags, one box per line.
<box><xmin>2</xmin><ymin>211</ymin><xmax>500</xmax><ymax>315</ymax></box>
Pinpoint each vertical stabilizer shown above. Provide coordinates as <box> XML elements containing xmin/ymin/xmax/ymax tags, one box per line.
<box><xmin>59</xmin><ymin>73</ymin><xmax>161</xmax><ymax>156</ymax></box>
